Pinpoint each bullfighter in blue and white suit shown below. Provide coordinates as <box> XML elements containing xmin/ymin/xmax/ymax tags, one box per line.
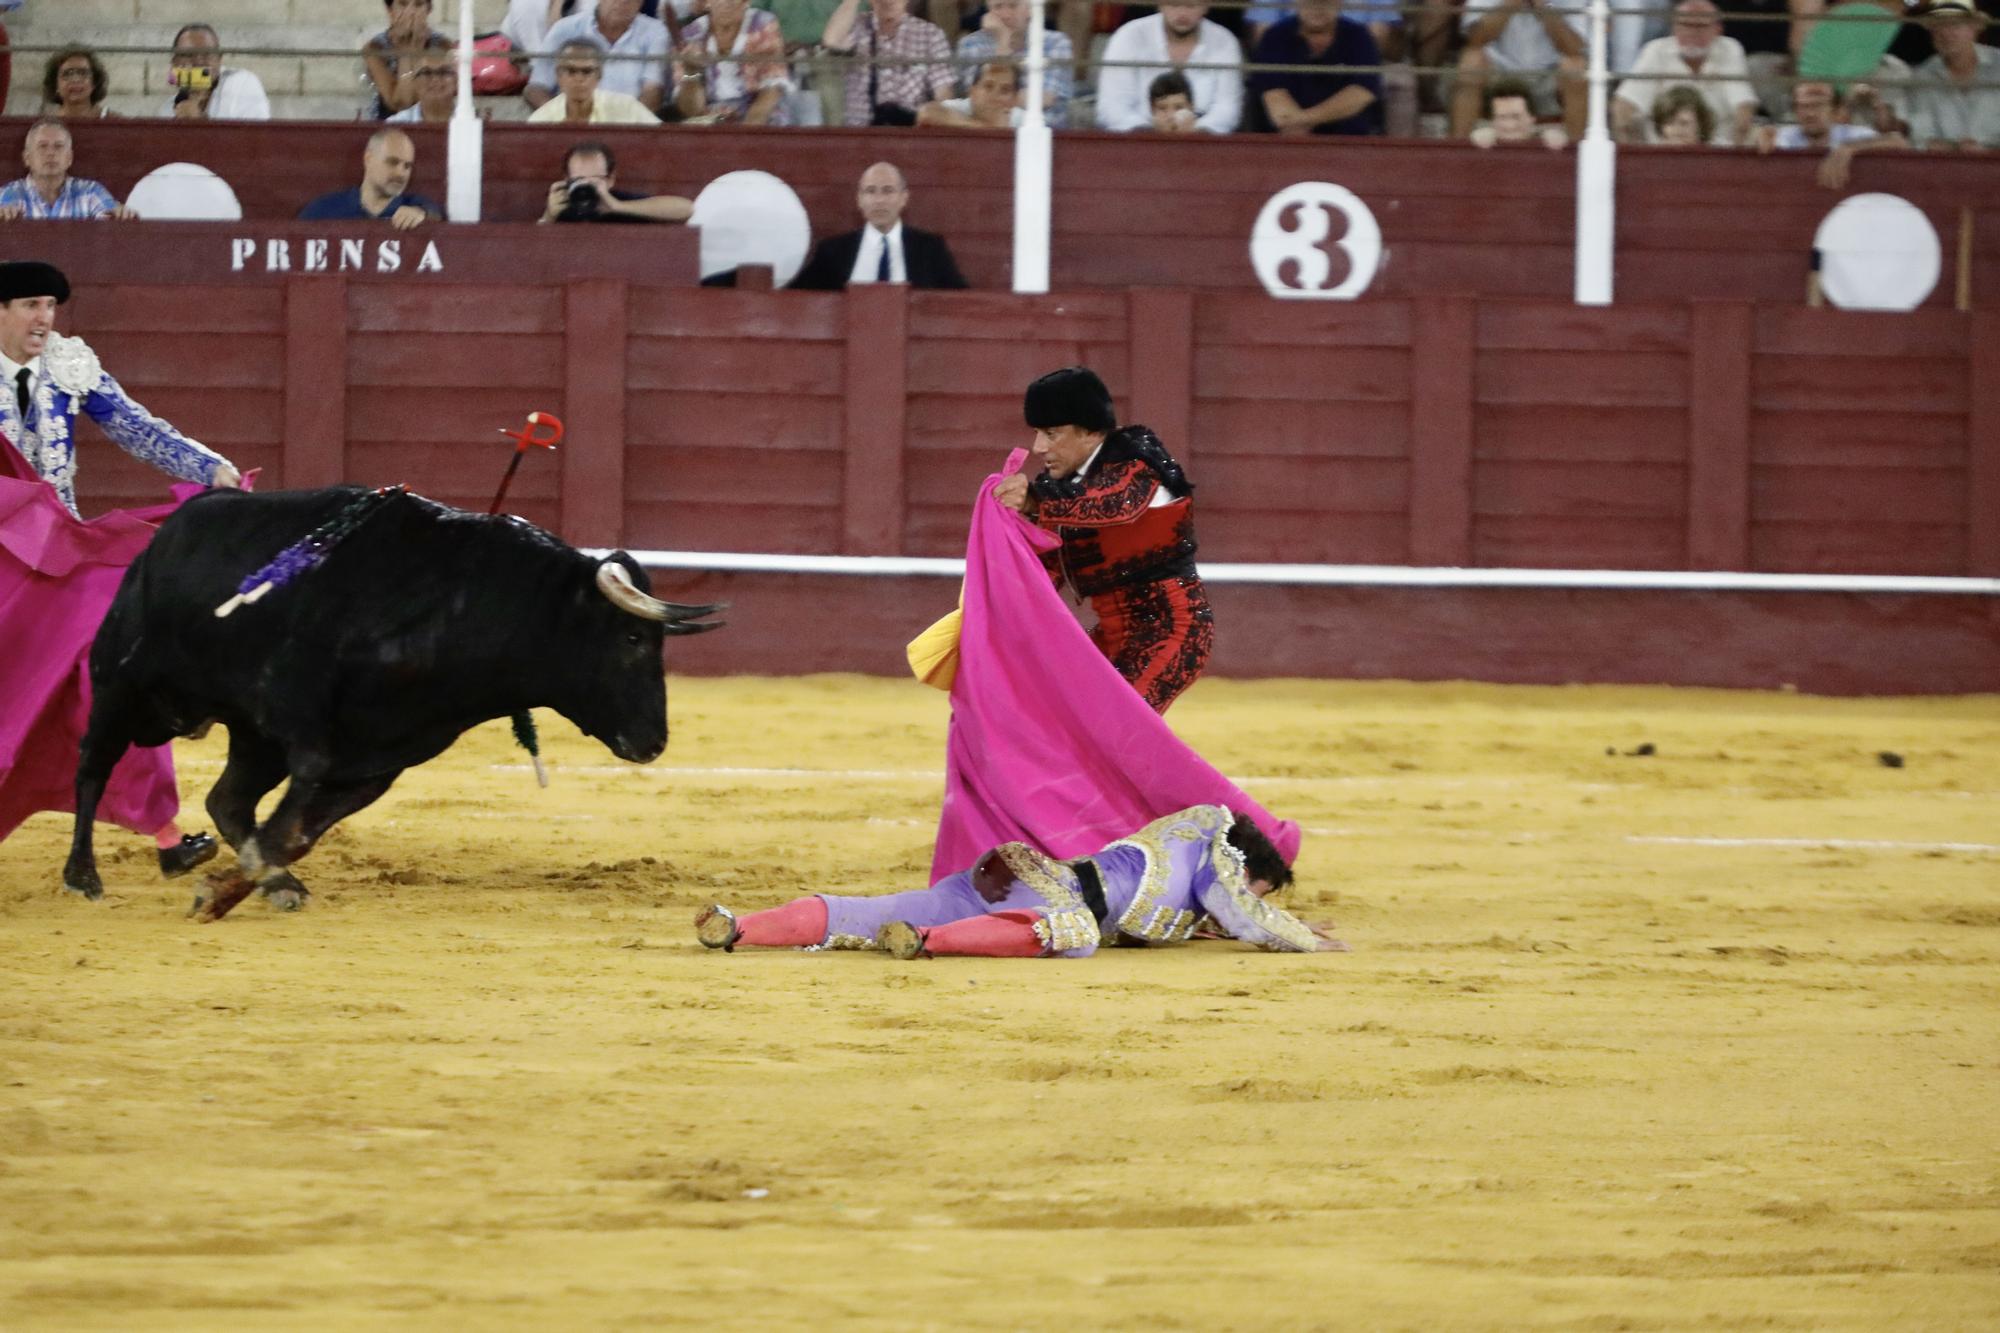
<box><xmin>0</xmin><ymin>261</ymin><xmax>238</xmax><ymax>517</ymax></box>
<box><xmin>0</xmin><ymin>260</ymin><xmax>239</xmax><ymax>878</ymax></box>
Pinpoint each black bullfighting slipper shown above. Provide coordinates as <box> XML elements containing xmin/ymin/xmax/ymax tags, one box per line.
<box><xmin>158</xmin><ymin>832</ymin><xmax>219</xmax><ymax>879</ymax></box>
<box><xmin>876</xmin><ymin>921</ymin><xmax>930</xmax><ymax>961</ymax></box>
<box><xmin>695</xmin><ymin>903</ymin><xmax>742</xmax><ymax>952</ymax></box>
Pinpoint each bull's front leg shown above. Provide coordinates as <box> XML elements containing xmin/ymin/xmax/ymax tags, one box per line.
<box><xmin>62</xmin><ymin>692</ymin><xmax>143</xmax><ymax>900</ymax></box>
<box><xmin>190</xmin><ymin>771</ymin><xmax>400</xmax><ymax>923</ymax></box>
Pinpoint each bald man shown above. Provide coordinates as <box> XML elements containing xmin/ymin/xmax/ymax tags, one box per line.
<box><xmin>296</xmin><ymin>128</ymin><xmax>443</xmax><ymax>230</ymax></box>
<box><xmin>788</xmin><ymin>161</ymin><xmax>968</xmax><ymax>291</ymax></box>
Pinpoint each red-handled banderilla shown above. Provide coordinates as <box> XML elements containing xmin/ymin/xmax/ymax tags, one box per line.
<box><xmin>490</xmin><ymin>411</ymin><xmax>564</xmax><ymax>787</ymax></box>
<box><xmin>489</xmin><ymin>411</ymin><xmax>563</xmax><ymax>516</ymax></box>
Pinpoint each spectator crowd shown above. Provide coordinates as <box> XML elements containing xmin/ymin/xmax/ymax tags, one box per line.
<box><xmin>5</xmin><ymin>0</ymin><xmax>1993</xmax><ymax>152</ymax></box>
<box><xmin>9</xmin><ymin>0</ymin><xmax>1996</xmax><ymax>152</ymax></box>
<box><xmin>2</xmin><ymin>0</ymin><xmax>1995</xmax><ymax>227</ymax></box>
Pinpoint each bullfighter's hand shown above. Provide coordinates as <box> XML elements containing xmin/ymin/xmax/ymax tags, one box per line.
<box><xmin>389</xmin><ymin>205</ymin><xmax>429</xmax><ymax>231</ymax></box>
<box><xmin>211</xmin><ymin>464</ymin><xmax>243</xmax><ymax>490</ymax></box>
<box><xmin>1309</xmin><ymin>922</ymin><xmax>1350</xmax><ymax>952</ymax></box>
<box><xmin>994</xmin><ymin>473</ymin><xmax>1031</xmax><ymax>512</ymax></box>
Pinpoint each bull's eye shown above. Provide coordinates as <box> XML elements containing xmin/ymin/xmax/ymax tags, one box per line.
<box><xmin>625</xmin><ymin>630</ymin><xmax>644</xmax><ymax>647</ymax></box>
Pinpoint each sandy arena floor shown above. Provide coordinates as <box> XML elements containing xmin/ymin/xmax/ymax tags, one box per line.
<box><xmin>2</xmin><ymin>675</ymin><xmax>1997</xmax><ymax>1329</ymax></box>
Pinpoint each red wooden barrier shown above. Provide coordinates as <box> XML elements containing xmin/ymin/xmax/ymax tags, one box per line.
<box><xmin>50</xmin><ymin>277</ymin><xmax>2000</xmax><ymax>693</ymax></box>
<box><xmin>20</xmin><ymin>120</ymin><xmax>1999</xmax><ymax>304</ymax></box>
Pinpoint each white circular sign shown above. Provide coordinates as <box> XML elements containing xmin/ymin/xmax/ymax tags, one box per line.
<box><xmin>1813</xmin><ymin>192</ymin><xmax>1940</xmax><ymax>312</ymax></box>
<box><xmin>125</xmin><ymin>162</ymin><xmax>242</xmax><ymax>221</ymax></box>
<box><xmin>690</xmin><ymin>170</ymin><xmax>811</xmax><ymax>287</ymax></box>
<box><xmin>1250</xmin><ymin>182</ymin><xmax>1382</xmax><ymax>301</ymax></box>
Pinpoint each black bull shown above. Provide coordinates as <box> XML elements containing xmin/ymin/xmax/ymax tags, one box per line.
<box><xmin>61</xmin><ymin>486</ymin><xmax>722</xmax><ymax>920</ymax></box>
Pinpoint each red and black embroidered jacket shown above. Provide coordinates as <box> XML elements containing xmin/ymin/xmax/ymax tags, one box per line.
<box><xmin>1029</xmin><ymin>426</ymin><xmax>1198</xmax><ymax>598</ymax></box>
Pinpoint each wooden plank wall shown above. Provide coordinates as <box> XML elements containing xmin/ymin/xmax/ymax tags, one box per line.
<box><xmin>36</xmin><ymin>120</ymin><xmax>2000</xmax><ymax>305</ymax></box>
<box><xmin>62</xmin><ymin>282</ymin><xmax>1999</xmax><ymax>583</ymax></box>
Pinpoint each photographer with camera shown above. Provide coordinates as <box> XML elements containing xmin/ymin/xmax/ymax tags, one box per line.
<box><xmin>160</xmin><ymin>24</ymin><xmax>270</xmax><ymax>121</ymax></box>
<box><xmin>538</xmin><ymin>141</ymin><xmax>692</xmax><ymax>225</ymax></box>
<box><xmin>528</xmin><ymin>39</ymin><xmax>661</xmax><ymax>123</ymax></box>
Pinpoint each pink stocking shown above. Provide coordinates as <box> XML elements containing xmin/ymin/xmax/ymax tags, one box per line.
<box><xmin>920</xmin><ymin>910</ymin><xmax>1047</xmax><ymax>958</ymax></box>
<box><xmin>736</xmin><ymin>896</ymin><xmax>829</xmax><ymax>948</ymax></box>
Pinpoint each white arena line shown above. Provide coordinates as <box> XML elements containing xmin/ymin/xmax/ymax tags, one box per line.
<box><xmin>1627</xmin><ymin>835</ymin><xmax>2000</xmax><ymax>854</ymax></box>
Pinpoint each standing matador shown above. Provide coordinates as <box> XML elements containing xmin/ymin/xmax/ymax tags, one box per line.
<box><xmin>993</xmin><ymin>365</ymin><xmax>1211</xmax><ymax>712</ymax></box>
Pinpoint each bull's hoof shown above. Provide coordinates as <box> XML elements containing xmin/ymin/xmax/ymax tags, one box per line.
<box><xmin>261</xmin><ymin>872</ymin><xmax>310</xmax><ymax>913</ymax></box>
<box><xmin>62</xmin><ymin>864</ymin><xmax>104</xmax><ymax>901</ymax></box>
<box><xmin>694</xmin><ymin>904</ymin><xmax>741</xmax><ymax>952</ymax></box>
<box><xmin>187</xmin><ymin>869</ymin><xmax>257</xmax><ymax>923</ymax></box>
<box><xmin>158</xmin><ymin>832</ymin><xmax>219</xmax><ymax>879</ymax></box>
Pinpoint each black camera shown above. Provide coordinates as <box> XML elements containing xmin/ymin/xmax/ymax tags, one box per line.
<box><xmin>564</xmin><ymin>179</ymin><xmax>604</xmax><ymax>218</ymax></box>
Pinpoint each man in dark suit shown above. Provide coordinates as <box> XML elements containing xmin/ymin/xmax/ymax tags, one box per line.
<box><xmin>789</xmin><ymin>161</ymin><xmax>969</xmax><ymax>291</ymax></box>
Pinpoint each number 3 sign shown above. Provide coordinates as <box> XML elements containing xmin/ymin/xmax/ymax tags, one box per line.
<box><xmin>1250</xmin><ymin>182</ymin><xmax>1382</xmax><ymax>301</ymax></box>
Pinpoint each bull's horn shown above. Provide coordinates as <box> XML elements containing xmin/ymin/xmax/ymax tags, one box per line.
<box><xmin>595</xmin><ymin>561</ymin><xmax>726</xmax><ymax>627</ymax></box>
<box><xmin>595</xmin><ymin>560</ymin><xmax>670</xmax><ymax>621</ymax></box>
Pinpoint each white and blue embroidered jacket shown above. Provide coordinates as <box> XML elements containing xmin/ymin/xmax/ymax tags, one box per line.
<box><xmin>1</xmin><ymin>331</ymin><xmax>229</xmax><ymax>517</ymax></box>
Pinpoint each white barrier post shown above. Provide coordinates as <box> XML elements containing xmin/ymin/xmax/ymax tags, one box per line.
<box><xmin>1012</xmin><ymin>0</ymin><xmax>1053</xmax><ymax>293</ymax></box>
<box><xmin>1573</xmin><ymin>0</ymin><xmax>1615</xmax><ymax>304</ymax></box>
<box><xmin>448</xmin><ymin>0</ymin><xmax>484</xmax><ymax>222</ymax></box>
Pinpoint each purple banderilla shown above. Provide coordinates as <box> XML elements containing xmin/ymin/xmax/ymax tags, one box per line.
<box><xmin>213</xmin><ymin>485</ymin><xmax>408</xmax><ymax>619</ymax></box>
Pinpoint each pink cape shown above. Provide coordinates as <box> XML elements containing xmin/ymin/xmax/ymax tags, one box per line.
<box><xmin>930</xmin><ymin>451</ymin><xmax>1302</xmax><ymax>883</ymax></box>
<box><xmin>0</xmin><ymin>437</ymin><xmax>195</xmax><ymax>842</ymax></box>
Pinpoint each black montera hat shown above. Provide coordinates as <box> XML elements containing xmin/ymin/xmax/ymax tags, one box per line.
<box><xmin>0</xmin><ymin>261</ymin><xmax>71</xmax><ymax>305</ymax></box>
<box><xmin>1023</xmin><ymin>366</ymin><xmax>1116</xmax><ymax>434</ymax></box>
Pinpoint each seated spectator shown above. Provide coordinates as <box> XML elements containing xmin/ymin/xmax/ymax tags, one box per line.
<box><xmin>1469</xmin><ymin>77</ymin><xmax>1568</xmax><ymax>147</ymax></box>
<box><xmin>790</xmin><ymin>162</ymin><xmax>969</xmax><ymax>290</ymax></box>
<box><xmin>1649</xmin><ymin>84</ymin><xmax>1714</xmax><ymax>145</ymax></box>
<box><xmin>1149</xmin><ymin>71</ymin><xmax>1199</xmax><ymax>133</ymax></box>
<box><xmin>528</xmin><ymin>0</ymin><xmax>672</xmax><ymax>114</ymax></box>
<box><xmin>364</xmin><ymin>0</ymin><xmax>443</xmax><ymax>119</ymax></box>
<box><xmin>539</xmin><ymin>140</ymin><xmax>692</xmax><ymax>223</ymax></box>
<box><xmin>162</xmin><ymin>24</ymin><xmax>271</xmax><ymax>120</ymax></box>
<box><xmin>822</xmin><ymin>0</ymin><xmax>956</xmax><ymax>127</ymax></box>
<box><xmin>297</xmin><ymin>129</ymin><xmax>442</xmax><ymax>230</ymax></box>
<box><xmin>752</xmin><ymin>0</ymin><xmax>848</xmax><ymax>125</ymax></box>
<box><xmin>43</xmin><ymin>46</ymin><xmax>112</xmax><ymax>121</ymax></box>
<box><xmin>1612</xmin><ymin>0</ymin><xmax>1755</xmax><ymax>144</ymax></box>
<box><xmin>0</xmin><ymin>120</ymin><xmax>136</xmax><ymax>221</ymax></box>
<box><xmin>1248</xmin><ymin>0</ymin><xmax>1383</xmax><ymax>136</ymax></box>
<box><xmin>918</xmin><ymin>59</ymin><xmax>1022</xmax><ymax>126</ymax></box>
<box><xmin>1244</xmin><ymin>0</ymin><xmax>1403</xmax><ymax>55</ymax></box>
<box><xmin>1907</xmin><ymin>0</ymin><xmax>2000</xmax><ymax>149</ymax></box>
<box><xmin>387</xmin><ymin>44</ymin><xmax>459</xmax><ymax>123</ymax></box>
<box><xmin>506</xmin><ymin>0</ymin><xmax>679</xmax><ymax>56</ymax></box>
<box><xmin>674</xmin><ymin>0</ymin><xmax>793</xmax><ymax>125</ymax></box>
<box><xmin>955</xmin><ymin>0</ymin><xmax>1072</xmax><ymax>127</ymax></box>
<box><xmin>1097</xmin><ymin>4</ymin><xmax>1242</xmax><ymax>134</ymax></box>
<box><xmin>1757</xmin><ymin>79</ymin><xmax>1906</xmax><ymax>188</ymax></box>
<box><xmin>1454</xmin><ymin>0</ymin><xmax>1586</xmax><ymax>139</ymax></box>
<box><xmin>1722</xmin><ymin>0</ymin><xmax>1805</xmax><ymax>121</ymax></box>
<box><xmin>532</xmin><ymin>39</ymin><xmax>662</xmax><ymax>121</ymax></box>
<box><xmin>0</xmin><ymin>2</ymin><xmax>15</xmax><ymax>112</ymax></box>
